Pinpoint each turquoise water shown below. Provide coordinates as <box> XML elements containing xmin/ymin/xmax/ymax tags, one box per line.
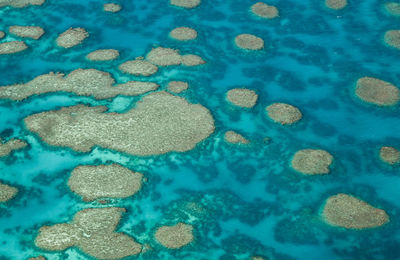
<box><xmin>0</xmin><ymin>0</ymin><xmax>400</xmax><ymax>259</ymax></box>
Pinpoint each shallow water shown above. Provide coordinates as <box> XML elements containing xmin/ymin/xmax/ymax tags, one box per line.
<box><xmin>0</xmin><ymin>0</ymin><xmax>400</xmax><ymax>259</ymax></box>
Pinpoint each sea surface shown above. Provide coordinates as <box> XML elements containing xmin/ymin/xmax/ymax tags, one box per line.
<box><xmin>0</xmin><ymin>0</ymin><xmax>400</xmax><ymax>259</ymax></box>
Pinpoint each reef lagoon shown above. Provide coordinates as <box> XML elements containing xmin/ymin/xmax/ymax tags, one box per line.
<box><xmin>1</xmin><ymin>0</ymin><xmax>400</xmax><ymax>259</ymax></box>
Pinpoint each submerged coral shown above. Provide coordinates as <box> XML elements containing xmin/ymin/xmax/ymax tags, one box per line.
<box><xmin>384</xmin><ymin>2</ymin><xmax>400</xmax><ymax>16</ymax></box>
<box><xmin>24</xmin><ymin>91</ymin><xmax>215</xmax><ymax>156</ymax></box>
<box><xmin>86</xmin><ymin>49</ymin><xmax>119</xmax><ymax>61</ymax></box>
<box><xmin>155</xmin><ymin>223</ymin><xmax>194</xmax><ymax>249</ymax></box>
<box><xmin>35</xmin><ymin>207</ymin><xmax>142</xmax><ymax>259</ymax></box>
<box><xmin>103</xmin><ymin>3</ymin><xmax>121</xmax><ymax>13</ymax></box>
<box><xmin>234</xmin><ymin>34</ymin><xmax>264</xmax><ymax>50</ymax></box>
<box><xmin>224</xmin><ymin>131</ymin><xmax>250</xmax><ymax>144</ymax></box>
<box><xmin>291</xmin><ymin>149</ymin><xmax>333</xmax><ymax>175</ymax></box>
<box><xmin>379</xmin><ymin>146</ymin><xmax>400</xmax><ymax>165</ymax></box>
<box><xmin>0</xmin><ymin>0</ymin><xmax>45</xmax><ymax>8</ymax></box>
<box><xmin>119</xmin><ymin>57</ymin><xmax>158</xmax><ymax>76</ymax></box>
<box><xmin>0</xmin><ymin>138</ymin><xmax>27</xmax><ymax>157</ymax></box>
<box><xmin>384</xmin><ymin>30</ymin><xmax>400</xmax><ymax>50</ymax></box>
<box><xmin>56</xmin><ymin>27</ymin><xmax>89</xmax><ymax>48</ymax></box>
<box><xmin>226</xmin><ymin>88</ymin><xmax>258</xmax><ymax>108</ymax></box>
<box><xmin>0</xmin><ymin>31</ymin><xmax>4</xmax><ymax>39</ymax></box>
<box><xmin>68</xmin><ymin>164</ymin><xmax>143</xmax><ymax>201</ymax></box>
<box><xmin>0</xmin><ymin>69</ymin><xmax>159</xmax><ymax>100</ymax></box>
<box><xmin>0</xmin><ymin>182</ymin><xmax>18</xmax><ymax>202</ymax></box>
<box><xmin>322</xmin><ymin>194</ymin><xmax>389</xmax><ymax>229</ymax></box>
<box><xmin>355</xmin><ymin>77</ymin><xmax>399</xmax><ymax>106</ymax></box>
<box><xmin>266</xmin><ymin>103</ymin><xmax>302</xmax><ymax>125</ymax></box>
<box><xmin>169</xmin><ymin>27</ymin><xmax>198</xmax><ymax>41</ymax></box>
<box><xmin>0</xmin><ymin>41</ymin><xmax>28</xmax><ymax>54</ymax></box>
<box><xmin>8</xmin><ymin>25</ymin><xmax>44</xmax><ymax>40</ymax></box>
<box><xmin>325</xmin><ymin>0</ymin><xmax>348</xmax><ymax>10</ymax></box>
<box><xmin>167</xmin><ymin>81</ymin><xmax>189</xmax><ymax>93</ymax></box>
<box><xmin>250</xmin><ymin>2</ymin><xmax>279</xmax><ymax>19</ymax></box>
<box><xmin>170</xmin><ymin>0</ymin><xmax>200</xmax><ymax>9</ymax></box>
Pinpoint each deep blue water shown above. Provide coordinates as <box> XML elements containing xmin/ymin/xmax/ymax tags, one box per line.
<box><xmin>0</xmin><ymin>0</ymin><xmax>400</xmax><ymax>259</ymax></box>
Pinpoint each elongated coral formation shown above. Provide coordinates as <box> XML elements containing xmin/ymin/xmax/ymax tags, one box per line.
<box><xmin>103</xmin><ymin>3</ymin><xmax>121</xmax><ymax>13</ymax></box>
<box><xmin>0</xmin><ymin>0</ymin><xmax>45</xmax><ymax>8</ymax></box>
<box><xmin>250</xmin><ymin>2</ymin><xmax>279</xmax><ymax>19</ymax></box>
<box><xmin>224</xmin><ymin>131</ymin><xmax>250</xmax><ymax>145</ymax></box>
<box><xmin>0</xmin><ymin>69</ymin><xmax>159</xmax><ymax>100</ymax></box>
<box><xmin>0</xmin><ymin>182</ymin><xmax>18</xmax><ymax>202</ymax></box>
<box><xmin>119</xmin><ymin>57</ymin><xmax>158</xmax><ymax>76</ymax></box>
<box><xmin>0</xmin><ymin>41</ymin><xmax>28</xmax><ymax>54</ymax></box>
<box><xmin>9</xmin><ymin>25</ymin><xmax>45</xmax><ymax>39</ymax></box>
<box><xmin>56</xmin><ymin>27</ymin><xmax>88</xmax><ymax>48</ymax></box>
<box><xmin>86</xmin><ymin>49</ymin><xmax>119</xmax><ymax>61</ymax></box>
<box><xmin>146</xmin><ymin>47</ymin><xmax>205</xmax><ymax>66</ymax></box>
<box><xmin>0</xmin><ymin>138</ymin><xmax>27</xmax><ymax>157</ymax></box>
<box><xmin>322</xmin><ymin>194</ymin><xmax>389</xmax><ymax>229</ymax></box>
<box><xmin>167</xmin><ymin>81</ymin><xmax>189</xmax><ymax>93</ymax></box>
<box><xmin>68</xmin><ymin>164</ymin><xmax>143</xmax><ymax>201</ymax></box>
<box><xmin>234</xmin><ymin>34</ymin><xmax>264</xmax><ymax>50</ymax></box>
<box><xmin>325</xmin><ymin>0</ymin><xmax>348</xmax><ymax>10</ymax></box>
<box><xmin>170</xmin><ymin>0</ymin><xmax>200</xmax><ymax>9</ymax></box>
<box><xmin>169</xmin><ymin>27</ymin><xmax>198</xmax><ymax>41</ymax></box>
<box><xmin>355</xmin><ymin>77</ymin><xmax>399</xmax><ymax>106</ymax></box>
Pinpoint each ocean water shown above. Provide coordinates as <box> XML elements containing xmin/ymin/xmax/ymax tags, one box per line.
<box><xmin>0</xmin><ymin>0</ymin><xmax>400</xmax><ymax>259</ymax></box>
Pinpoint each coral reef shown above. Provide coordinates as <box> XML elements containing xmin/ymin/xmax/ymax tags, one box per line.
<box><xmin>234</xmin><ymin>34</ymin><xmax>264</xmax><ymax>50</ymax></box>
<box><xmin>379</xmin><ymin>146</ymin><xmax>400</xmax><ymax>165</ymax></box>
<box><xmin>250</xmin><ymin>2</ymin><xmax>279</xmax><ymax>19</ymax></box>
<box><xmin>155</xmin><ymin>223</ymin><xmax>194</xmax><ymax>249</ymax></box>
<box><xmin>167</xmin><ymin>81</ymin><xmax>189</xmax><ymax>93</ymax></box>
<box><xmin>169</xmin><ymin>27</ymin><xmax>198</xmax><ymax>41</ymax></box>
<box><xmin>86</xmin><ymin>49</ymin><xmax>119</xmax><ymax>61</ymax></box>
<box><xmin>146</xmin><ymin>47</ymin><xmax>205</xmax><ymax>66</ymax></box>
<box><xmin>24</xmin><ymin>91</ymin><xmax>215</xmax><ymax>156</ymax></box>
<box><xmin>0</xmin><ymin>0</ymin><xmax>45</xmax><ymax>8</ymax></box>
<box><xmin>56</xmin><ymin>27</ymin><xmax>89</xmax><ymax>48</ymax></box>
<box><xmin>322</xmin><ymin>194</ymin><xmax>389</xmax><ymax>229</ymax></box>
<box><xmin>0</xmin><ymin>182</ymin><xmax>18</xmax><ymax>202</ymax></box>
<box><xmin>8</xmin><ymin>25</ymin><xmax>44</xmax><ymax>40</ymax></box>
<box><xmin>68</xmin><ymin>164</ymin><xmax>143</xmax><ymax>201</ymax></box>
<box><xmin>226</xmin><ymin>88</ymin><xmax>258</xmax><ymax>108</ymax></box>
<box><xmin>325</xmin><ymin>0</ymin><xmax>348</xmax><ymax>10</ymax></box>
<box><xmin>0</xmin><ymin>69</ymin><xmax>159</xmax><ymax>100</ymax></box>
<box><xmin>224</xmin><ymin>131</ymin><xmax>250</xmax><ymax>144</ymax></box>
<box><xmin>119</xmin><ymin>57</ymin><xmax>158</xmax><ymax>76</ymax></box>
<box><xmin>266</xmin><ymin>103</ymin><xmax>302</xmax><ymax>125</ymax></box>
<box><xmin>384</xmin><ymin>30</ymin><xmax>400</xmax><ymax>50</ymax></box>
<box><xmin>0</xmin><ymin>138</ymin><xmax>27</xmax><ymax>157</ymax></box>
<box><xmin>355</xmin><ymin>77</ymin><xmax>399</xmax><ymax>106</ymax></box>
<box><xmin>291</xmin><ymin>149</ymin><xmax>333</xmax><ymax>175</ymax></box>
<box><xmin>35</xmin><ymin>207</ymin><xmax>142</xmax><ymax>259</ymax></box>
<box><xmin>0</xmin><ymin>41</ymin><xmax>28</xmax><ymax>54</ymax></box>
<box><xmin>103</xmin><ymin>3</ymin><xmax>121</xmax><ymax>13</ymax></box>
<box><xmin>170</xmin><ymin>0</ymin><xmax>200</xmax><ymax>9</ymax></box>
<box><xmin>384</xmin><ymin>2</ymin><xmax>400</xmax><ymax>16</ymax></box>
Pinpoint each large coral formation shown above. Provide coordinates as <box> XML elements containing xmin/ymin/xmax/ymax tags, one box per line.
<box><xmin>0</xmin><ymin>41</ymin><xmax>28</xmax><ymax>54</ymax></box>
<box><xmin>384</xmin><ymin>2</ymin><xmax>400</xmax><ymax>16</ymax></box>
<box><xmin>384</xmin><ymin>30</ymin><xmax>400</xmax><ymax>50</ymax></box>
<box><xmin>355</xmin><ymin>77</ymin><xmax>399</xmax><ymax>106</ymax></box>
<box><xmin>169</xmin><ymin>27</ymin><xmax>198</xmax><ymax>41</ymax></box>
<box><xmin>86</xmin><ymin>49</ymin><xmax>119</xmax><ymax>61</ymax></box>
<box><xmin>146</xmin><ymin>47</ymin><xmax>205</xmax><ymax>66</ymax></box>
<box><xmin>250</xmin><ymin>2</ymin><xmax>279</xmax><ymax>19</ymax></box>
<box><xmin>9</xmin><ymin>25</ymin><xmax>45</xmax><ymax>40</ymax></box>
<box><xmin>56</xmin><ymin>27</ymin><xmax>89</xmax><ymax>48</ymax></box>
<box><xmin>291</xmin><ymin>149</ymin><xmax>333</xmax><ymax>175</ymax></box>
<box><xmin>266</xmin><ymin>103</ymin><xmax>302</xmax><ymax>125</ymax></box>
<box><xmin>24</xmin><ymin>91</ymin><xmax>215</xmax><ymax>156</ymax></box>
<box><xmin>68</xmin><ymin>164</ymin><xmax>143</xmax><ymax>201</ymax></box>
<box><xmin>234</xmin><ymin>34</ymin><xmax>264</xmax><ymax>50</ymax></box>
<box><xmin>0</xmin><ymin>69</ymin><xmax>159</xmax><ymax>100</ymax></box>
<box><xmin>226</xmin><ymin>88</ymin><xmax>258</xmax><ymax>108</ymax></box>
<box><xmin>379</xmin><ymin>146</ymin><xmax>400</xmax><ymax>165</ymax></box>
<box><xmin>155</xmin><ymin>223</ymin><xmax>194</xmax><ymax>249</ymax></box>
<box><xmin>167</xmin><ymin>81</ymin><xmax>189</xmax><ymax>93</ymax></box>
<box><xmin>322</xmin><ymin>194</ymin><xmax>389</xmax><ymax>229</ymax></box>
<box><xmin>35</xmin><ymin>207</ymin><xmax>142</xmax><ymax>259</ymax></box>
